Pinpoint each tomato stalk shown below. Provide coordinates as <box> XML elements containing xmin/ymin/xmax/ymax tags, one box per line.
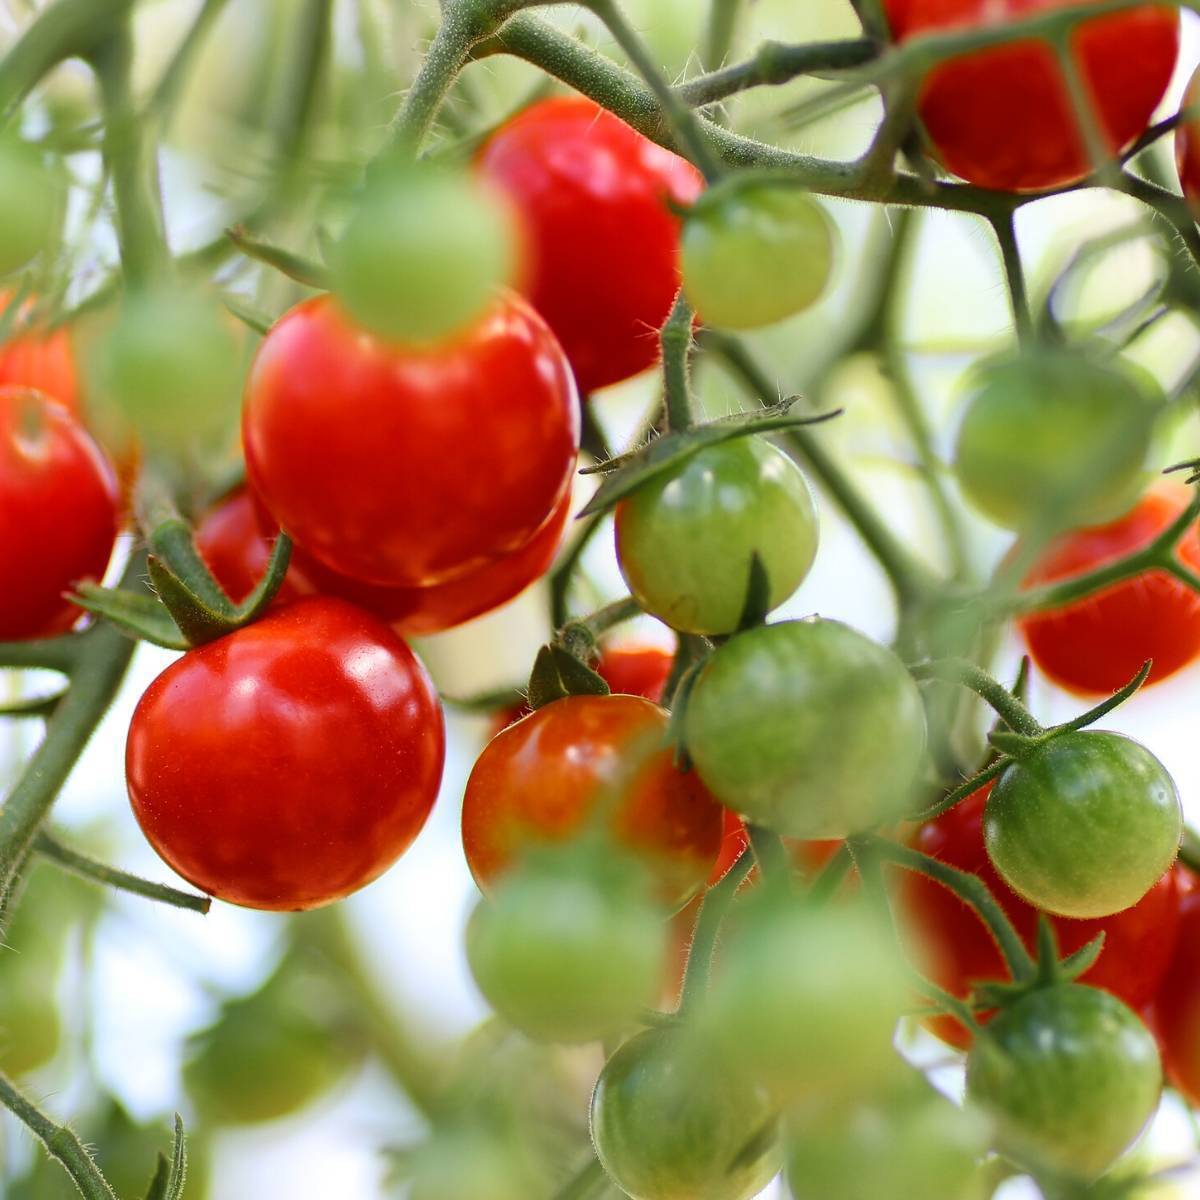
<box><xmin>677</xmin><ymin>848</ymin><xmax>754</xmax><ymax>1013</ymax></box>
<box><xmin>661</xmin><ymin>293</ymin><xmax>697</xmax><ymax>433</ymax></box>
<box><xmin>701</xmin><ymin>0</ymin><xmax>745</xmax><ymax>72</ymax></box>
<box><xmin>991</xmin><ymin>213</ymin><xmax>1033</xmax><ymax>346</ymax></box>
<box><xmin>910</xmin><ymin>659</ymin><xmax>1045</xmax><ymax>739</ymax></box>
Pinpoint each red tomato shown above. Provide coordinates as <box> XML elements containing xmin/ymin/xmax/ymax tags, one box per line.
<box><xmin>1018</xmin><ymin>485</ymin><xmax>1200</xmax><ymax>695</ymax></box>
<box><xmin>883</xmin><ymin>0</ymin><xmax>1179</xmax><ymax>192</ymax></box>
<box><xmin>462</xmin><ymin>693</ymin><xmax>723</xmax><ymax>909</ymax></box>
<box><xmin>243</xmin><ymin>292</ymin><xmax>579</xmax><ymax>588</ymax></box>
<box><xmin>1152</xmin><ymin>875</ymin><xmax>1200</xmax><ymax>1103</ymax></box>
<box><xmin>1176</xmin><ymin>66</ymin><xmax>1200</xmax><ymax>214</ymax></box>
<box><xmin>0</xmin><ymin>313</ymin><xmax>79</xmax><ymax>413</ymax></box>
<box><xmin>196</xmin><ymin>485</ymin><xmax>571</xmax><ymax>636</ymax></box>
<box><xmin>0</xmin><ymin>386</ymin><xmax>118</xmax><ymax>640</ymax></box>
<box><xmin>902</xmin><ymin>785</ymin><xmax>1181</xmax><ymax>1048</ymax></box>
<box><xmin>126</xmin><ymin>597</ymin><xmax>444</xmax><ymax>910</ymax></box>
<box><xmin>477</xmin><ymin>96</ymin><xmax>703</xmax><ymax>394</ymax></box>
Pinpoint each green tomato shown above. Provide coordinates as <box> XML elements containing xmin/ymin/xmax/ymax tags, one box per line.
<box><xmin>787</xmin><ymin>1069</ymin><xmax>988</xmax><ymax>1200</ymax></box>
<box><xmin>590</xmin><ymin>1028</ymin><xmax>782</xmax><ymax>1200</ymax></box>
<box><xmin>681</xmin><ymin>186</ymin><xmax>834</xmax><ymax>330</ymax></box>
<box><xmin>0</xmin><ymin>984</ymin><xmax>60</xmax><ymax>1076</ymax></box>
<box><xmin>466</xmin><ymin>849</ymin><xmax>666</xmax><ymax>1043</ymax></box>
<box><xmin>407</xmin><ymin>1126</ymin><xmax>542</xmax><ymax>1200</ymax></box>
<box><xmin>954</xmin><ymin>349</ymin><xmax>1157</xmax><ymax>532</ymax></box>
<box><xmin>966</xmin><ymin>984</ymin><xmax>1161</xmax><ymax>1181</ymax></box>
<box><xmin>683</xmin><ymin>618</ymin><xmax>926</xmax><ymax>837</ymax></box>
<box><xmin>984</xmin><ymin>731</ymin><xmax>1181</xmax><ymax>919</ymax></box>
<box><xmin>615</xmin><ymin>438</ymin><xmax>818</xmax><ymax>636</ymax></box>
<box><xmin>332</xmin><ymin>164</ymin><xmax>519</xmax><ymax>344</ymax></box>
<box><xmin>0</xmin><ymin>139</ymin><xmax>63</xmax><ymax>277</ymax></box>
<box><xmin>703</xmin><ymin>894</ymin><xmax>906</xmax><ymax>1101</ymax></box>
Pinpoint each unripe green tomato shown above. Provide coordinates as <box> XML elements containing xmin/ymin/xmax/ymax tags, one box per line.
<box><xmin>0</xmin><ymin>984</ymin><xmax>60</xmax><ymax>1076</ymax></box>
<box><xmin>684</xmin><ymin>618</ymin><xmax>927</xmax><ymax>837</ymax></box>
<box><xmin>407</xmin><ymin>1126</ymin><xmax>541</xmax><ymax>1200</ymax></box>
<box><xmin>332</xmin><ymin>165</ymin><xmax>520</xmax><ymax>344</ymax></box>
<box><xmin>703</xmin><ymin>894</ymin><xmax>906</xmax><ymax>1101</ymax></box>
<box><xmin>984</xmin><ymin>730</ymin><xmax>1181</xmax><ymax>919</ymax></box>
<box><xmin>590</xmin><ymin>1028</ymin><xmax>782</xmax><ymax>1200</ymax></box>
<box><xmin>787</xmin><ymin>1069</ymin><xmax>989</xmax><ymax>1200</ymax></box>
<box><xmin>954</xmin><ymin>349</ymin><xmax>1157</xmax><ymax>532</ymax></box>
<box><xmin>615</xmin><ymin>438</ymin><xmax>818</xmax><ymax>635</ymax></box>
<box><xmin>0</xmin><ymin>139</ymin><xmax>63</xmax><ymax>277</ymax></box>
<box><xmin>681</xmin><ymin>186</ymin><xmax>834</xmax><ymax>330</ymax></box>
<box><xmin>466</xmin><ymin>849</ymin><xmax>666</xmax><ymax>1043</ymax></box>
<box><xmin>966</xmin><ymin>983</ymin><xmax>1161</xmax><ymax>1181</ymax></box>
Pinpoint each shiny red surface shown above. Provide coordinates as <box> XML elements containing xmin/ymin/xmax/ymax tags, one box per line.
<box><xmin>126</xmin><ymin>597</ymin><xmax>445</xmax><ymax>911</ymax></box>
<box><xmin>0</xmin><ymin>386</ymin><xmax>117</xmax><ymax>639</ymax></box>
<box><xmin>1177</xmin><ymin>66</ymin><xmax>1200</xmax><ymax>214</ymax></box>
<box><xmin>243</xmin><ymin>292</ymin><xmax>579</xmax><ymax>588</ymax></box>
<box><xmin>463</xmin><ymin>693</ymin><xmax>723</xmax><ymax>910</ymax></box>
<box><xmin>884</xmin><ymin>0</ymin><xmax>1179</xmax><ymax>192</ymax></box>
<box><xmin>902</xmin><ymin>785</ymin><xmax>1181</xmax><ymax>1048</ymax></box>
<box><xmin>1019</xmin><ymin>486</ymin><xmax>1200</xmax><ymax>695</ymax></box>
<box><xmin>478</xmin><ymin>96</ymin><xmax>703</xmax><ymax>394</ymax></box>
<box><xmin>0</xmin><ymin>318</ymin><xmax>79</xmax><ymax>414</ymax></box>
<box><xmin>1153</xmin><ymin>874</ymin><xmax>1200</xmax><ymax>1103</ymax></box>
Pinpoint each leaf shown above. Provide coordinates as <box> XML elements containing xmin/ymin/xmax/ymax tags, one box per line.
<box><xmin>71</xmin><ymin>584</ymin><xmax>188</xmax><ymax>650</ymax></box>
<box><xmin>577</xmin><ymin>400</ymin><xmax>842</xmax><ymax>519</ymax></box>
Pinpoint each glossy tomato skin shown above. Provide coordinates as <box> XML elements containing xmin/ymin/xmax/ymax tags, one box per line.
<box><xmin>126</xmin><ymin>597</ymin><xmax>445</xmax><ymax>911</ymax></box>
<box><xmin>477</xmin><ymin>96</ymin><xmax>703</xmax><ymax>394</ymax></box>
<box><xmin>0</xmin><ymin>386</ymin><xmax>118</xmax><ymax>640</ymax></box>
<box><xmin>1176</xmin><ymin>66</ymin><xmax>1200</xmax><ymax>215</ymax></box>
<box><xmin>1019</xmin><ymin>486</ymin><xmax>1200</xmax><ymax>695</ymax></box>
<box><xmin>1151</xmin><ymin>877</ymin><xmax>1200</xmax><ymax>1103</ymax></box>
<box><xmin>243</xmin><ymin>292</ymin><xmax>579</xmax><ymax>588</ymax></box>
<box><xmin>904</xmin><ymin>785</ymin><xmax>1181</xmax><ymax>1049</ymax></box>
<box><xmin>462</xmin><ymin>694</ymin><xmax>723</xmax><ymax>910</ymax></box>
<box><xmin>0</xmin><ymin>309</ymin><xmax>79</xmax><ymax>413</ymax></box>
<box><xmin>884</xmin><ymin>0</ymin><xmax>1179</xmax><ymax>193</ymax></box>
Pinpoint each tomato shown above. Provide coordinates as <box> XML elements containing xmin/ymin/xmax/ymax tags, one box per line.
<box><xmin>1018</xmin><ymin>486</ymin><xmax>1200</xmax><ymax>696</ymax></box>
<box><xmin>0</xmin><ymin>138</ymin><xmax>63</xmax><ymax>275</ymax></box>
<box><xmin>684</xmin><ymin>618</ymin><xmax>927</xmax><ymax>837</ymax></box>
<box><xmin>462</xmin><ymin>694</ymin><xmax>723</xmax><ymax>910</ymax></box>
<box><xmin>966</xmin><ymin>983</ymin><xmax>1161</xmax><ymax>1180</ymax></box>
<box><xmin>983</xmin><ymin>731</ymin><xmax>1180</xmax><ymax>919</ymax></box>
<box><xmin>1147</xmin><ymin>876</ymin><xmax>1200</xmax><ymax>1105</ymax></box>
<box><xmin>953</xmin><ymin>349</ymin><xmax>1156</xmax><ymax>533</ymax></box>
<box><xmin>465</xmin><ymin>848</ymin><xmax>665</xmax><ymax>1042</ymax></box>
<box><xmin>0</xmin><ymin>302</ymin><xmax>79</xmax><ymax>414</ymax></box>
<box><xmin>195</xmin><ymin>485</ymin><xmax>571</xmax><ymax>636</ymax></box>
<box><xmin>590</xmin><ymin>1027</ymin><xmax>782</xmax><ymax>1200</ymax></box>
<box><xmin>243</xmin><ymin>292</ymin><xmax>579</xmax><ymax>587</ymax></box>
<box><xmin>0</xmin><ymin>386</ymin><xmax>118</xmax><ymax>640</ymax></box>
<box><xmin>407</xmin><ymin>1126</ymin><xmax>539</xmax><ymax>1200</ymax></box>
<box><xmin>883</xmin><ymin>0</ymin><xmax>1179</xmax><ymax>193</ymax></box>
<box><xmin>126</xmin><ymin>597</ymin><xmax>444</xmax><ymax>911</ymax></box>
<box><xmin>477</xmin><ymin>96</ymin><xmax>703</xmax><ymax>394</ymax></box>
<box><xmin>904</xmin><ymin>785</ymin><xmax>1181</xmax><ymax>1049</ymax></box>
<box><xmin>615</xmin><ymin>439</ymin><xmax>819</xmax><ymax>636</ymax></box>
<box><xmin>681</xmin><ymin>186</ymin><xmax>834</xmax><ymax>330</ymax></box>
<box><xmin>1176</xmin><ymin>66</ymin><xmax>1200</xmax><ymax>216</ymax></box>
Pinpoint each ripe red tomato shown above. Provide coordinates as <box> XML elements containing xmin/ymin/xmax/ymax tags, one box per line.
<box><xmin>883</xmin><ymin>0</ymin><xmax>1179</xmax><ymax>192</ymax></box>
<box><xmin>0</xmin><ymin>308</ymin><xmax>79</xmax><ymax>413</ymax></box>
<box><xmin>196</xmin><ymin>485</ymin><xmax>571</xmax><ymax>637</ymax></box>
<box><xmin>0</xmin><ymin>386</ymin><xmax>118</xmax><ymax>640</ymax></box>
<box><xmin>462</xmin><ymin>694</ymin><xmax>723</xmax><ymax>910</ymax></box>
<box><xmin>1153</xmin><ymin>871</ymin><xmax>1200</xmax><ymax>1103</ymax></box>
<box><xmin>477</xmin><ymin>96</ymin><xmax>703</xmax><ymax>394</ymax></box>
<box><xmin>1176</xmin><ymin>66</ymin><xmax>1200</xmax><ymax>214</ymax></box>
<box><xmin>243</xmin><ymin>292</ymin><xmax>579</xmax><ymax>588</ymax></box>
<box><xmin>126</xmin><ymin>597</ymin><xmax>445</xmax><ymax>910</ymax></box>
<box><xmin>902</xmin><ymin>785</ymin><xmax>1180</xmax><ymax>1048</ymax></box>
<box><xmin>1019</xmin><ymin>486</ymin><xmax>1200</xmax><ymax>695</ymax></box>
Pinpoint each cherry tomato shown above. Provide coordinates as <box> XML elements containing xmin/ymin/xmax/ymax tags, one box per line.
<box><xmin>0</xmin><ymin>138</ymin><xmax>63</xmax><ymax>275</ymax></box>
<box><xmin>195</xmin><ymin>485</ymin><xmax>571</xmax><ymax>636</ymax></box>
<box><xmin>0</xmin><ymin>386</ymin><xmax>118</xmax><ymax>640</ymax></box>
<box><xmin>1150</xmin><ymin>876</ymin><xmax>1200</xmax><ymax>1104</ymax></box>
<box><xmin>243</xmin><ymin>292</ymin><xmax>579</xmax><ymax>587</ymax></box>
<box><xmin>590</xmin><ymin>1027</ymin><xmax>782</xmax><ymax>1200</ymax></box>
<box><xmin>1176</xmin><ymin>65</ymin><xmax>1200</xmax><ymax>215</ymax></box>
<box><xmin>0</xmin><ymin>299</ymin><xmax>79</xmax><ymax>413</ymax></box>
<box><xmin>883</xmin><ymin>0</ymin><xmax>1179</xmax><ymax>193</ymax></box>
<box><xmin>616</xmin><ymin>439</ymin><xmax>819</xmax><ymax>636</ymax></box>
<box><xmin>462</xmin><ymin>694</ymin><xmax>723</xmax><ymax>910</ymax></box>
<box><xmin>477</xmin><ymin>96</ymin><xmax>703</xmax><ymax>394</ymax></box>
<box><xmin>684</xmin><ymin>618</ymin><xmax>927</xmax><ymax>837</ymax></box>
<box><xmin>966</xmin><ymin>983</ymin><xmax>1161</xmax><ymax>1180</ymax></box>
<box><xmin>407</xmin><ymin>1126</ymin><xmax>540</xmax><ymax>1200</ymax></box>
<box><xmin>126</xmin><ymin>597</ymin><xmax>445</xmax><ymax>911</ymax></box>
<box><xmin>681</xmin><ymin>185</ymin><xmax>834</xmax><ymax>330</ymax></box>
<box><xmin>904</xmin><ymin>785</ymin><xmax>1181</xmax><ymax>1049</ymax></box>
<box><xmin>1018</xmin><ymin>485</ymin><xmax>1200</xmax><ymax>696</ymax></box>
<box><xmin>984</xmin><ymin>730</ymin><xmax>1181</xmax><ymax>919</ymax></box>
<box><xmin>954</xmin><ymin>349</ymin><xmax>1156</xmax><ymax>533</ymax></box>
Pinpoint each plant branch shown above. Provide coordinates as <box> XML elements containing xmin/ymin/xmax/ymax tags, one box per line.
<box><xmin>662</xmin><ymin>292</ymin><xmax>696</xmax><ymax>432</ymax></box>
<box><xmin>909</xmin><ymin>659</ymin><xmax>1044</xmax><ymax>736</ymax></box>
<box><xmin>678</xmin><ymin>849</ymin><xmax>753</xmax><ymax>1012</ymax></box>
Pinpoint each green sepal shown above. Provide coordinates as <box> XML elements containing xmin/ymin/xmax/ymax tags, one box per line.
<box><xmin>576</xmin><ymin>398</ymin><xmax>841</xmax><ymax>518</ymax></box>
<box><xmin>71</xmin><ymin>583</ymin><xmax>188</xmax><ymax>651</ymax></box>
<box><xmin>142</xmin><ymin>1114</ymin><xmax>186</xmax><ymax>1200</ymax></box>
<box><xmin>220</xmin><ymin>294</ymin><xmax>274</xmax><ymax>337</ymax></box>
<box><xmin>147</xmin><ymin>557</ymin><xmax>242</xmax><ymax>647</ymax></box>
<box><xmin>735</xmin><ymin>553</ymin><xmax>772</xmax><ymax>632</ymax></box>
<box><xmin>148</xmin><ymin>518</ymin><xmax>237</xmax><ymax>616</ymax></box>
<box><xmin>526</xmin><ymin>644</ymin><xmax>609</xmax><ymax>711</ymax></box>
<box><xmin>226</xmin><ymin>225</ymin><xmax>330</xmax><ymax>290</ymax></box>
<box><xmin>1059</xmin><ymin>932</ymin><xmax>1106</xmax><ymax>981</ymax></box>
<box><xmin>1043</xmin><ymin>660</ymin><xmax>1151</xmax><ymax>739</ymax></box>
<box><xmin>142</xmin><ymin>1155</ymin><xmax>170</xmax><ymax>1200</ymax></box>
<box><xmin>987</xmin><ymin>729</ymin><xmax>1040</xmax><ymax>759</ymax></box>
<box><xmin>233</xmin><ymin>532</ymin><xmax>292</xmax><ymax>623</ymax></box>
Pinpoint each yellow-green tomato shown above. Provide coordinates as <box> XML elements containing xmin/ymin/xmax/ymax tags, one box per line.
<box><xmin>332</xmin><ymin>164</ymin><xmax>520</xmax><ymax>344</ymax></box>
<box><xmin>408</xmin><ymin>1126</ymin><xmax>542</xmax><ymax>1200</ymax></box>
<box><xmin>684</xmin><ymin>618</ymin><xmax>927</xmax><ymax>837</ymax></box>
<box><xmin>590</xmin><ymin>1028</ymin><xmax>782</xmax><ymax>1200</ymax></box>
<box><xmin>681</xmin><ymin>186</ymin><xmax>834</xmax><ymax>330</ymax></box>
<box><xmin>954</xmin><ymin>349</ymin><xmax>1157</xmax><ymax>532</ymax></box>
<box><xmin>0</xmin><ymin>139</ymin><xmax>63</xmax><ymax>277</ymax></box>
<box><xmin>615</xmin><ymin>439</ymin><xmax>818</xmax><ymax>636</ymax></box>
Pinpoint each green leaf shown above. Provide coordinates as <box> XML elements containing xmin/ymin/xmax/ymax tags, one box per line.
<box><xmin>71</xmin><ymin>583</ymin><xmax>188</xmax><ymax>650</ymax></box>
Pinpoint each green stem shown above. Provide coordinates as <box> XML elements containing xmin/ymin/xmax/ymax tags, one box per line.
<box><xmin>570</xmin><ymin>596</ymin><xmax>643</xmax><ymax>641</ymax></box>
<box><xmin>992</xmin><ymin>212</ymin><xmax>1032</xmax><ymax>346</ymax></box>
<box><xmin>909</xmin><ymin>659</ymin><xmax>1044</xmax><ymax>737</ymax></box>
<box><xmin>701</xmin><ymin>0</ymin><xmax>743</xmax><ymax>71</ymax></box>
<box><xmin>0</xmin><ymin>637</ymin><xmax>78</xmax><ymax>673</ymax></box>
<box><xmin>662</xmin><ymin>292</ymin><xmax>696</xmax><ymax>432</ymax></box>
<box><xmin>549</xmin><ymin>511</ymin><xmax>607</xmax><ymax>629</ymax></box>
<box><xmin>145</xmin><ymin>0</ymin><xmax>232</xmax><ymax>124</ymax></box>
<box><xmin>553</xmin><ymin>1156</ymin><xmax>608</xmax><ymax>1200</ymax></box>
<box><xmin>746</xmin><ymin>824</ymin><xmax>790</xmax><ymax>881</ymax></box>
<box><xmin>678</xmin><ymin>849</ymin><xmax>753</xmax><ymax>1012</ymax></box>
<box><xmin>1180</xmin><ymin>826</ymin><xmax>1200</xmax><ymax>876</ymax></box>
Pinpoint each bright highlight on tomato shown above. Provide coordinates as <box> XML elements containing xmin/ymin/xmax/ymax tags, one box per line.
<box><xmin>126</xmin><ymin>597</ymin><xmax>445</xmax><ymax>911</ymax></box>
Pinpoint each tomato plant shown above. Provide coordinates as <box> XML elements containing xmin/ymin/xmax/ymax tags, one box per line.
<box><xmin>126</xmin><ymin>598</ymin><xmax>445</xmax><ymax>910</ymax></box>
